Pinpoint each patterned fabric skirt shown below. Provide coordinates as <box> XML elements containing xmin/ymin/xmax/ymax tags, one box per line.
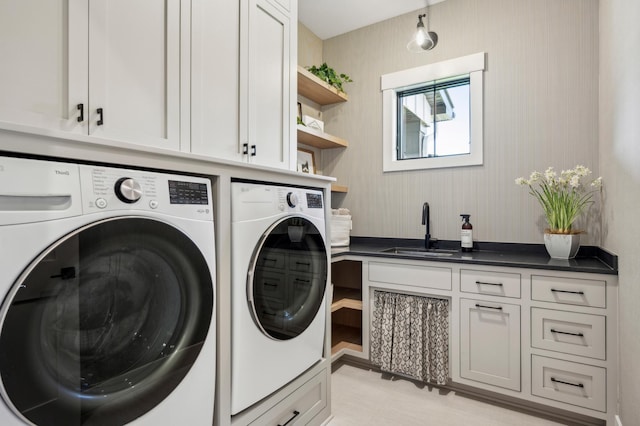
<box><xmin>370</xmin><ymin>290</ymin><xmax>449</xmax><ymax>385</ymax></box>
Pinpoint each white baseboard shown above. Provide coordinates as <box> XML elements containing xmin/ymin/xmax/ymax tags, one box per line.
<box><xmin>616</xmin><ymin>414</ymin><xmax>623</xmax><ymax>426</ymax></box>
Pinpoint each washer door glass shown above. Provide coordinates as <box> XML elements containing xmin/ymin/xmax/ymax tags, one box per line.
<box><xmin>250</xmin><ymin>217</ymin><xmax>327</xmax><ymax>340</ymax></box>
<box><xmin>0</xmin><ymin>218</ymin><xmax>214</xmax><ymax>426</ymax></box>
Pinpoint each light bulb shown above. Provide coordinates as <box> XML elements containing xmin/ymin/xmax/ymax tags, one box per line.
<box><xmin>407</xmin><ymin>13</ymin><xmax>438</xmax><ymax>53</ymax></box>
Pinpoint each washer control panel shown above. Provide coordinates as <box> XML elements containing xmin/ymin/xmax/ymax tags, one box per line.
<box><xmin>80</xmin><ymin>165</ymin><xmax>212</xmax><ymax>221</ymax></box>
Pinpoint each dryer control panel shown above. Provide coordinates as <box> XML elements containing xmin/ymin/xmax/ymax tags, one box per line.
<box><xmin>231</xmin><ymin>182</ymin><xmax>325</xmax><ymax>222</ymax></box>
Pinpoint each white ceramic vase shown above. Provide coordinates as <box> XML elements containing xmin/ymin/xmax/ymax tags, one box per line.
<box><xmin>543</xmin><ymin>233</ymin><xmax>580</xmax><ymax>259</ymax></box>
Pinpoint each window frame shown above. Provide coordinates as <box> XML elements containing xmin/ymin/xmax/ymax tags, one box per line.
<box><xmin>381</xmin><ymin>52</ymin><xmax>485</xmax><ymax>172</ymax></box>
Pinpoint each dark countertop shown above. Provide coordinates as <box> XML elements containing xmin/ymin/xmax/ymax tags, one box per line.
<box><xmin>331</xmin><ymin>237</ymin><xmax>618</xmax><ymax>275</ymax></box>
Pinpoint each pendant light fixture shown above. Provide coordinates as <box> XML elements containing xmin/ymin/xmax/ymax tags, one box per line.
<box><xmin>407</xmin><ymin>12</ymin><xmax>438</xmax><ymax>53</ymax></box>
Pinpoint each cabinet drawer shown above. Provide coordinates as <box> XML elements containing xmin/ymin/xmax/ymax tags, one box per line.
<box><xmin>531</xmin><ymin>308</ymin><xmax>606</xmax><ymax>360</ymax></box>
<box><xmin>369</xmin><ymin>262</ymin><xmax>451</xmax><ymax>291</ymax></box>
<box><xmin>531</xmin><ymin>355</ymin><xmax>606</xmax><ymax>412</ymax></box>
<box><xmin>460</xmin><ymin>269</ymin><xmax>521</xmax><ymax>298</ymax></box>
<box><xmin>531</xmin><ymin>275</ymin><xmax>606</xmax><ymax>308</ymax></box>
<box><xmin>250</xmin><ymin>370</ymin><xmax>327</xmax><ymax>425</ymax></box>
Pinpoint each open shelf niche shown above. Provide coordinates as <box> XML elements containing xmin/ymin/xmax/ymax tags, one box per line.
<box><xmin>330</xmin><ymin>259</ymin><xmax>363</xmax><ymax>356</ymax></box>
<box><xmin>297</xmin><ymin>66</ymin><xmax>349</xmax><ymax>193</ymax></box>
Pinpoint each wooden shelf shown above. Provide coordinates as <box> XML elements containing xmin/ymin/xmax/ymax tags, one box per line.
<box><xmin>297</xmin><ymin>66</ymin><xmax>348</xmax><ymax>105</ymax></box>
<box><xmin>331</xmin><ymin>324</ymin><xmax>363</xmax><ymax>355</ymax></box>
<box><xmin>331</xmin><ymin>287</ymin><xmax>362</xmax><ymax>312</ymax></box>
<box><xmin>331</xmin><ymin>184</ymin><xmax>348</xmax><ymax>193</ymax></box>
<box><xmin>297</xmin><ymin>125</ymin><xmax>347</xmax><ymax>149</ymax></box>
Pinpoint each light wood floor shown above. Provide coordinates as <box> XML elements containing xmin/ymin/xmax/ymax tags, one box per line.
<box><xmin>328</xmin><ymin>361</ymin><xmax>586</xmax><ymax>426</ymax></box>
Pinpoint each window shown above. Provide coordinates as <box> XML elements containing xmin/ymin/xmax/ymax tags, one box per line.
<box><xmin>382</xmin><ymin>52</ymin><xmax>485</xmax><ymax>171</ymax></box>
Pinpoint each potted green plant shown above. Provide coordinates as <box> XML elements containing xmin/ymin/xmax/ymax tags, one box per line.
<box><xmin>515</xmin><ymin>165</ymin><xmax>602</xmax><ymax>259</ymax></box>
<box><xmin>306</xmin><ymin>63</ymin><xmax>353</xmax><ymax>94</ymax></box>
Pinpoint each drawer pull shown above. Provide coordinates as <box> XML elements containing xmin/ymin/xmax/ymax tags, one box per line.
<box><xmin>475</xmin><ymin>303</ymin><xmax>503</xmax><ymax>310</ymax></box>
<box><xmin>550</xmin><ymin>328</ymin><xmax>584</xmax><ymax>337</ymax></box>
<box><xmin>550</xmin><ymin>377</ymin><xmax>584</xmax><ymax>388</ymax></box>
<box><xmin>475</xmin><ymin>280</ymin><xmax>503</xmax><ymax>286</ymax></box>
<box><xmin>278</xmin><ymin>410</ymin><xmax>300</xmax><ymax>426</ymax></box>
<box><xmin>550</xmin><ymin>288</ymin><xmax>585</xmax><ymax>295</ymax></box>
<box><xmin>296</xmin><ymin>261</ymin><xmax>311</xmax><ymax>266</ymax></box>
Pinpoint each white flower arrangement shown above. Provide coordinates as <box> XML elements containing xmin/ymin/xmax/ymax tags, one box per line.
<box><xmin>515</xmin><ymin>165</ymin><xmax>603</xmax><ymax>234</ymax></box>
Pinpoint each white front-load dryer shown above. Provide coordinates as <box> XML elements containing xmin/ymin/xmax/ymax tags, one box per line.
<box><xmin>230</xmin><ymin>181</ymin><xmax>328</xmax><ymax>415</ymax></box>
<box><xmin>0</xmin><ymin>155</ymin><xmax>216</xmax><ymax>425</ymax></box>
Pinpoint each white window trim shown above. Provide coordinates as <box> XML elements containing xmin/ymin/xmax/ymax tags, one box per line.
<box><xmin>381</xmin><ymin>52</ymin><xmax>486</xmax><ymax>172</ymax></box>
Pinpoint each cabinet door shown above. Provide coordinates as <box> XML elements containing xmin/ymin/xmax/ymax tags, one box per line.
<box><xmin>190</xmin><ymin>0</ymin><xmax>241</xmax><ymax>161</ymax></box>
<box><xmin>460</xmin><ymin>298</ymin><xmax>521</xmax><ymax>391</ymax></box>
<box><xmin>240</xmin><ymin>0</ymin><xmax>292</xmax><ymax>169</ymax></box>
<box><xmin>0</xmin><ymin>0</ymin><xmax>87</xmax><ymax>133</ymax></box>
<box><xmin>88</xmin><ymin>0</ymin><xmax>185</xmax><ymax>150</ymax></box>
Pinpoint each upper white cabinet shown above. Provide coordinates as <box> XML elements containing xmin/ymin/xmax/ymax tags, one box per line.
<box><xmin>190</xmin><ymin>0</ymin><xmax>240</xmax><ymax>161</ymax></box>
<box><xmin>0</xmin><ymin>0</ymin><xmax>188</xmax><ymax>151</ymax></box>
<box><xmin>0</xmin><ymin>1</ymin><xmax>75</xmax><ymax>132</ymax></box>
<box><xmin>239</xmin><ymin>0</ymin><xmax>296</xmax><ymax>169</ymax></box>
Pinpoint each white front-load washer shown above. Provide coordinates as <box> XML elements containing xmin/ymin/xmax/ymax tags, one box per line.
<box><xmin>230</xmin><ymin>181</ymin><xmax>329</xmax><ymax>415</ymax></box>
<box><xmin>0</xmin><ymin>155</ymin><xmax>216</xmax><ymax>426</ymax></box>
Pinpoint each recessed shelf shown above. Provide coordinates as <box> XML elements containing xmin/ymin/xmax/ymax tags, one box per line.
<box><xmin>331</xmin><ymin>287</ymin><xmax>362</xmax><ymax>312</ymax></box>
<box><xmin>331</xmin><ymin>184</ymin><xmax>348</xmax><ymax>193</ymax></box>
<box><xmin>297</xmin><ymin>125</ymin><xmax>348</xmax><ymax>149</ymax></box>
<box><xmin>331</xmin><ymin>324</ymin><xmax>363</xmax><ymax>355</ymax></box>
<box><xmin>297</xmin><ymin>66</ymin><xmax>348</xmax><ymax>105</ymax></box>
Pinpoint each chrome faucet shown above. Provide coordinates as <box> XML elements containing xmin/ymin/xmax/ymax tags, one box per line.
<box><xmin>422</xmin><ymin>202</ymin><xmax>431</xmax><ymax>249</ymax></box>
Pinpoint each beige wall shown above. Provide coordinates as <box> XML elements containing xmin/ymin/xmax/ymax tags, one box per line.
<box><xmin>319</xmin><ymin>0</ymin><xmax>600</xmax><ymax>244</ymax></box>
<box><xmin>599</xmin><ymin>0</ymin><xmax>640</xmax><ymax>423</ymax></box>
<box><xmin>298</xmin><ymin>22</ymin><xmax>323</xmax><ymax>68</ymax></box>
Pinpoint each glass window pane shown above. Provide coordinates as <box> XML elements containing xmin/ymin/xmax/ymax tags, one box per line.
<box><xmin>397</xmin><ymin>76</ymin><xmax>470</xmax><ymax>160</ymax></box>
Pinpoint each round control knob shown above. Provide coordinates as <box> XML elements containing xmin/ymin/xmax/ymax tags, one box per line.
<box><xmin>114</xmin><ymin>177</ymin><xmax>142</xmax><ymax>203</ymax></box>
<box><xmin>95</xmin><ymin>198</ymin><xmax>108</xmax><ymax>209</ymax></box>
<box><xmin>286</xmin><ymin>192</ymin><xmax>298</xmax><ymax>208</ymax></box>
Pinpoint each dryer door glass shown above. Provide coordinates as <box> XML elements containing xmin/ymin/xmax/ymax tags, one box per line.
<box><xmin>250</xmin><ymin>217</ymin><xmax>327</xmax><ymax>340</ymax></box>
<box><xmin>0</xmin><ymin>218</ymin><xmax>214</xmax><ymax>426</ymax></box>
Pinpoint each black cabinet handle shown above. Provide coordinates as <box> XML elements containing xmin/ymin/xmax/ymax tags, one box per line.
<box><xmin>242</xmin><ymin>143</ymin><xmax>249</xmax><ymax>155</ymax></box>
<box><xmin>475</xmin><ymin>280</ymin><xmax>503</xmax><ymax>286</ymax></box>
<box><xmin>97</xmin><ymin>108</ymin><xmax>104</xmax><ymax>126</ymax></box>
<box><xmin>475</xmin><ymin>303</ymin><xmax>503</xmax><ymax>310</ymax></box>
<box><xmin>77</xmin><ymin>104</ymin><xmax>84</xmax><ymax>122</ymax></box>
<box><xmin>550</xmin><ymin>288</ymin><xmax>584</xmax><ymax>295</ymax></box>
<box><xmin>550</xmin><ymin>377</ymin><xmax>584</xmax><ymax>388</ymax></box>
<box><xmin>278</xmin><ymin>410</ymin><xmax>300</xmax><ymax>426</ymax></box>
<box><xmin>250</xmin><ymin>144</ymin><xmax>257</xmax><ymax>156</ymax></box>
<box><xmin>550</xmin><ymin>329</ymin><xmax>584</xmax><ymax>337</ymax></box>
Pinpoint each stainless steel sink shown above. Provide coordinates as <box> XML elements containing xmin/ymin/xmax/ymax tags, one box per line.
<box><xmin>380</xmin><ymin>247</ymin><xmax>457</xmax><ymax>257</ymax></box>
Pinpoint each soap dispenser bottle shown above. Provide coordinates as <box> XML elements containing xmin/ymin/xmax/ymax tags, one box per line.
<box><xmin>460</xmin><ymin>214</ymin><xmax>473</xmax><ymax>252</ymax></box>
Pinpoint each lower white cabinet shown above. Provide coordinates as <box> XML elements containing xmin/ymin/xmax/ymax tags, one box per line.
<box><xmin>331</xmin><ymin>255</ymin><xmax>618</xmax><ymax>425</ymax></box>
<box><xmin>531</xmin><ymin>308</ymin><xmax>606</xmax><ymax>360</ymax></box>
<box><xmin>249</xmin><ymin>370</ymin><xmax>327</xmax><ymax>426</ymax></box>
<box><xmin>531</xmin><ymin>355</ymin><xmax>606</xmax><ymax>412</ymax></box>
<box><xmin>459</xmin><ymin>298</ymin><xmax>521</xmax><ymax>391</ymax></box>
